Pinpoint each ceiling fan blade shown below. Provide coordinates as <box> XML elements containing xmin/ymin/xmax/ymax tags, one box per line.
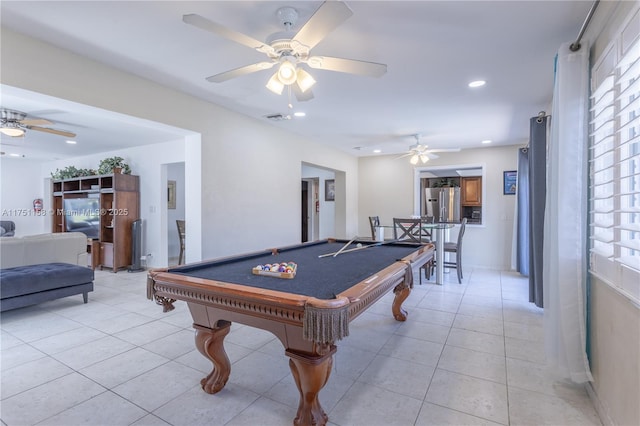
<box><xmin>394</xmin><ymin>152</ymin><xmax>413</xmax><ymax>160</ymax></box>
<box><xmin>183</xmin><ymin>14</ymin><xmax>275</xmax><ymax>56</ymax></box>
<box><xmin>293</xmin><ymin>83</ymin><xmax>314</xmax><ymax>102</ymax></box>
<box><xmin>427</xmin><ymin>148</ymin><xmax>461</xmax><ymax>153</ymax></box>
<box><xmin>206</xmin><ymin>62</ymin><xmax>275</xmax><ymax>83</ymax></box>
<box><xmin>27</xmin><ymin>126</ymin><xmax>76</xmax><ymax>138</ymax></box>
<box><xmin>306</xmin><ymin>56</ymin><xmax>387</xmax><ymax>77</ymax></box>
<box><xmin>427</xmin><ymin>153</ymin><xmax>440</xmax><ymax>160</ymax></box>
<box><xmin>19</xmin><ymin>118</ymin><xmax>53</xmax><ymax>126</ymax></box>
<box><xmin>292</xmin><ymin>1</ymin><xmax>353</xmax><ymax>50</ymax></box>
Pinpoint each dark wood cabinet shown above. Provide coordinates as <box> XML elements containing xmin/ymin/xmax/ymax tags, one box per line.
<box><xmin>52</xmin><ymin>173</ymin><xmax>139</xmax><ymax>272</ymax></box>
<box><xmin>461</xmin><ymin>177</ymin><xmax>482</xmax><ymax>206</ymax></box>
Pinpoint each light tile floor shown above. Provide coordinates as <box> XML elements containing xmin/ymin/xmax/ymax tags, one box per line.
<box><xmin>1</xmin><ymin>266</ymin><xmax>602</xmax><ymax>426</ymax></box>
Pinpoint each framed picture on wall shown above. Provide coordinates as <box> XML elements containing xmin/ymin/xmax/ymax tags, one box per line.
<box><xmin>168</xmin><ymin>180</ymin><xmax>177</xmax><ymax>209</ymax></box>
<box><xmin>503</xmin><ymin>171</ymin><xmax>517</xmax><ymax>195</ymax></box>
<box><xmin>325</xmin><ymin>179</ymin><xmax>335</xmax><ymax>202</ymax></box>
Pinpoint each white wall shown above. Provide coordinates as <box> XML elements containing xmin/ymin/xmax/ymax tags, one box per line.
<box><xmin>1</xmin><ymin>28</ymin><xmax>359</xmax><ymax>262</ymax></box>
<box><xmin>0</xmin><ymin>158</ymin><xmax>49</xmax><ymax>236</ymax></box>
<box><xmin>359</xmin><ymin>145</ymin><xmax>519</xmax><ymax>269</ymax></box>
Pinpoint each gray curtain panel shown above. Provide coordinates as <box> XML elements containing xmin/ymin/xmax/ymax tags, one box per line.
<box><xmin>516</xmin><ymin>147</ymin><xmax>530</xmax><ymax>276</ymax></box>
<box><xmin>528</xmin><ymin>116</ymin><xmax>547</xmax><ymax>308</ymax></box>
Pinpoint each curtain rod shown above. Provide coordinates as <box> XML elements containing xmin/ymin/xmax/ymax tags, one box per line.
<box><xmin>570</xmin><ymin>0</ymin><xmax>600</xmax><ymax>52</ymax></box>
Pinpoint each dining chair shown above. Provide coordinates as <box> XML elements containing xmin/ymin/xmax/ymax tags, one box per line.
<box><xmin>368</xmin><ymin>216</ymin><xmax>380</xmax><ymax>240</ymax></box>
<box><xmin>176</xmin><ymin>220</ymin><xmax>186</xmax><ymax>265</ymax></box>
<box><xmin>432</xmin><ymin>218</ymin><xmax>467</xmax><ymax>284</ymax></box>
<box><xmin>392</xmin><ymin>218</ymin><xmax>431</xmax><ymax>243</ymax></box>
<box><xmin>393</xmin><ymin>218</ymin><xmax>434</xmax><ymax>284</ymax></box>
<box><xmin>421</xmin><ymin>215</ymin><xmax>434</xmax><ymax>240</ymax></box>
<box><xmin>420</xmin><ymin>218</ymin><xmax>435</xmax><ymax>282</ymax></box>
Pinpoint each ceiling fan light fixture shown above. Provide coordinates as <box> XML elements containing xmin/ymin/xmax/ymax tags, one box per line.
<box><xmin>0</xmin><ymin>125</ymin><xmax>25</xmax><ymax>137</ymax></box>
<box><xmin>420</xmin><ymin>155</ymin><xmax>429</xmax><ymax>163</ymax></box>
<box><xmin>266</xmin><ymin>72</ymin><xmax>285</xmax><ymax>95</ymax></box>
<box><xmin>296</xmin><ymin>68</ymin><xmax>316</xmax><ymax>93</ymax></box>
<box><xmin>277</xmin><ymin>60</ymin><xmax>297</xmax><ymax>85</ymax></box>
<box><xmin>410</xmin><ymin>154</ymin><xmax>420</xmax><ymax>165</ymax></box>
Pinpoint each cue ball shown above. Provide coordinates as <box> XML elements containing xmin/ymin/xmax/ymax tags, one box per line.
<box><xmin>356</xmin><ymin>243</ymin><xmax>363</xmax><ymax>248</ymax></box>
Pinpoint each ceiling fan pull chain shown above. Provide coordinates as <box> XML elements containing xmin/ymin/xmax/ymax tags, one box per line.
<box><xmin>288</xmin><ymin>85</ymin><xmax>293</xmax><ymax>109</ymax></box>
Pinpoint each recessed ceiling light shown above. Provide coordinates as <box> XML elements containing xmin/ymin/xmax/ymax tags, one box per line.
<box><xmin>66</xmin><ymin>140</ymin><xmax>77</xmax><ymax>144</ymax></box>
<box><xmin>293</xmin><ymin>111</ymin><xmax>306</xmax><ymax>117</ymax></box>
<box><xmin>468</xmin><ymin>80</ymin><xmax>486</xmax><ymax>88</ymax></box>
<box><xmin>481</xmin><ymin>140</ymin><xmax>492</xmax><ymax>144</ymax></box>
<box><xmin>373</xmin><ymin>149</ymin><xmax>381</xmax><ymax>153</ymax></box>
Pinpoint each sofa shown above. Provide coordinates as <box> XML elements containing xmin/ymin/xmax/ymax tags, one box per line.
<box><xmin>0</xmin><ymin>232</ymin><xmax>94</xmax><ymax>312</ymax></box>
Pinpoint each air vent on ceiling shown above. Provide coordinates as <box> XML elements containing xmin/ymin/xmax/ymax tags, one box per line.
<box><xmin>264</xmin><ymin>113</ymin><xmax>291</xmax><ymax>121</ymax></box>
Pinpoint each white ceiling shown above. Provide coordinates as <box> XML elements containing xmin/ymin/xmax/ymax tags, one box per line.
<box><xmin>0</xmin><ymin>1</ymin><xmax>593</xmax><ymax>161</ymax></box>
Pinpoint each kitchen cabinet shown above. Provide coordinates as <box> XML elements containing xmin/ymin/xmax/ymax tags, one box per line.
<box><xmin>461</xmin><ymin>177</ymin><xmax>482</xmax><ymax>206</ymax></box>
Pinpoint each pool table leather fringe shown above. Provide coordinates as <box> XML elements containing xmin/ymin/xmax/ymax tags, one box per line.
<box><xmin>400</xmin><ymin>261</ymin><xmax>414</xmax><ymax>288</ymax></box>
<box><xmin>303</xmin><ymin>303</ymin><xmax>349</xmax><ymax>343</ymax></box>
<box><xmin>301</xmin><ymin>262</ymin><xmax>413</xmax><ymax>343</ymax></box>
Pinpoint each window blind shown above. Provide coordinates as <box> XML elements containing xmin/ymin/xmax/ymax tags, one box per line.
<box><xmin>589</xmin><ymin>9</ymin><xmax>640</xmax><ymax>302</ymax></box>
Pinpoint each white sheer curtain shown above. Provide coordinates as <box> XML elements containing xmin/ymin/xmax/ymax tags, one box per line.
<box><xmin>543</xmin><ymin>42</ymin><xmax>593</xmax><ymax>383</ymax></box>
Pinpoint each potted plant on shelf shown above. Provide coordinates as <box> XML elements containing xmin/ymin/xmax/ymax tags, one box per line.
<box><xmin>431</xmin><ymin>178</ymin><xmax>459</xmax><ymax>188</ymax></box>
<box><xmin>77</xmin><ymin>168</ymin><xmax>97</xmax><ymax>177</ymax></box>
<box><xmin>51</xmin><ymin>166</ymin><xmax>97</xmax><ymax>180</ymax></box>
<box><xmin>98</xmin><ymin>156</ymin><xmax>131</xmax><ymax>175</ymax></box>
<box><xmin>51</xmin><ymin>165</ymin><xmax>79</xmax><ymax>180</ymax></box>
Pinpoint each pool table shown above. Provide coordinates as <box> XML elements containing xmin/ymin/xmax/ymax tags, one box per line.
<box><xmin>147</xmin><ymin>238</ymin><xmax>434</xmax><ymax>426</ymax></box>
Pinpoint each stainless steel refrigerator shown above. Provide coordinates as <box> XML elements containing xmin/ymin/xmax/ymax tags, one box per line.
<box><xmin>424</xmin><ymin>187</ymin><xmax>461</xmax><ymax>223</ymax></box>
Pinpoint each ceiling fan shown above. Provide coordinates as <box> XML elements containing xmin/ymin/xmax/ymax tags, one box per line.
<box><xmin>0</xmin><ymin>109</ymin><xmax>76</xmax><ymax>138</ymax></box>
<box><xmin>396</xmin><ymin>134</ymin><xmax>461</xmax><ymax>165</ymax></box>
<box><xmin>183</xmin><ymin>1</ymin><xmax>387</xmax><ymax>101</ymax></box>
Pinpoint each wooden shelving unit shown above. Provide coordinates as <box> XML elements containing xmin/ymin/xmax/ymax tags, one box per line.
<box><xmin>52</xmin><ymin>173</ymin><xmax>140</xmax><ymax>272</ymax></box>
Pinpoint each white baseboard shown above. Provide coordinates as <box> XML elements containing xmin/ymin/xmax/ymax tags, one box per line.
<box><xmin>586</xmin><ymin>381</ymin><xmax>612</xmax><ymax>426</ymax></box>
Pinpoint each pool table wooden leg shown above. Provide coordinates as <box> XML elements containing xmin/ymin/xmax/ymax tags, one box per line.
<box><xmin>392</xmin><ymin>282</ymin><xmax>411</xmax><ymax>321</ymax></box>
<box><xmin>286</xmin><ymin>345</ymin><xmax>336</xmax><ymax>426</ymax></box>
<box><xmin>194</xmin><ymin>321</ymin><xmax>231</xmax><ymax>394</ymax></box>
